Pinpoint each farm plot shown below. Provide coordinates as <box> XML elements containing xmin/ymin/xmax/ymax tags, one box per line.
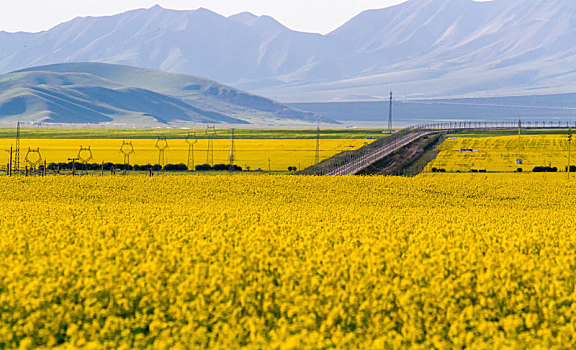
<box><xmin>428</xmin><ymin>135</ymin><xmax>572</xmax><ymax>172</ymax></box>
<box><xmin>1</xmin><ymin>174</ymin><xmax>576</xmax><ymax>348</ymax></box>
<box><xmin>0</xmin><ymin>138</ymin><xmax>371</xmax><ymax>171</ymax></box>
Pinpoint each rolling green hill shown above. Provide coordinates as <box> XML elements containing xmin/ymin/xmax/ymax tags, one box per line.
<box><xmin>0</xmin><ymin>63</ymin><xmax>326</xmax><ymax>126</ymax></box>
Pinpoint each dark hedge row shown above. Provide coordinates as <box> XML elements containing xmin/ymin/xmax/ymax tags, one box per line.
<box><xmin>43</xmin><ymin>162</ymin><xmax>243</xmax><ymax>172</ymax></box>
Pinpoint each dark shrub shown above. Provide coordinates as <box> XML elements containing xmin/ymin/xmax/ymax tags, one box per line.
<box><xmin>57</xmin><ymin>162</ymin><xmax>70</xmax><ymax>170</ymax></box>
<box><xmin>533</xmin><ymin>166</ymin><xmax>557</xmax><ymax>172</ymax></box>
<box><xmin>213</xmin><ymin>164</ymin><xmax>228</xmax><ymax>171</ymax></box>
<box><xmin>68</xmin><ymin>162</ymin><xmax>83</xmax><ymax>169</ymax></box>
<box><xmin>132</xmin><ymin>164</ymin><xmax>150</xmax><ymax>171</ymax></box>
<box><xmin>164</xmin><ymin>164</ymin><xmax>188</xmax><ymax>171</ymax></box>
<box><xmin>195</xmin><ymin>164</ymin><xmax>212</xmax><ymax>171</ymax></box>
<box><xmin>84</xmin><ymin>163</ymin><xmax>100</xmax><ymax>170</ymax></box>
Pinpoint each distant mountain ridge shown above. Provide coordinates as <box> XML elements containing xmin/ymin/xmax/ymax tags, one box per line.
<box><xmin>0</xmin><ymin>63</ymin><xmax>324</xmax><ymax>125</ymax></box>
<box><xmin>1</xmin><ymin>0</ymin><xmax>575</xmax><ymax>101</ymax></box>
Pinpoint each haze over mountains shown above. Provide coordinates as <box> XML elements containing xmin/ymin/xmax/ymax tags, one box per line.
<box><xmin>0</xmin><ymin>0</ymin><xmax>574</xmax><ymax>103</ymax></box>
<box><xmin>0</xmin><ymin>63</ymin><xmax>322</xmax><ymax>125</ymax></box>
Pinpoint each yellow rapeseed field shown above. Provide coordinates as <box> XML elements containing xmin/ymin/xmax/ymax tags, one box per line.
<box><xmin>0</xmin><ymin>138</ymin><xmax>371</xmax><ymax>171</ymax></box>
<box><xmin>428</xmin><ymin>135</ymin><xmax>573</xmax><ymax>172</ymax></box>
<box><xmin>1</xmin><ymin>173</ymin><xmax>576</xmax><ymax>348</ymax></box>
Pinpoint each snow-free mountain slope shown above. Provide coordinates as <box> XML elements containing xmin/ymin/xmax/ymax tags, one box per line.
<box><xmin>263</xmin><ymin>0</ymin><xmax>576</xmax><ymax>101</ymax></box>
<box><xmin>0</xmin><ymin>5</ymin><xmax>323</xmax><ymax>87</ymax></box>
<box><xmin>1</xmin><ymin>0</ymin><xmax>575</xmax><ymax>101</ymax></box>
<box><xmin>0</xmin><ymin>63</ymin><xmax>323</xmax><ymax>125</ymax></box>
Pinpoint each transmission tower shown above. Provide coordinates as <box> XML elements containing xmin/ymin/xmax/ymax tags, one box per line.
<box><xmin>388</xmin><ymin>91</ymin><xmax>393</xmax><ymax>134</ymax></box>
<box><xmin>205</xmin><ymin>126</ymin><xmax>216</xmax><ymax>166</ymax></box>
<box><xmin>14</xmin><ymin>121</ymin><xmax>21</xmax><ymax>171</ymax></box>
<box><xmin>25</xmin><ymin>148</ymin><xmax>42</xmax><ymax>173</ymax></box>
<box><xmin>228</xmin><ymin>128</ymin><xmax>236</xmax><ymax>170</ymax></box>
<box><xmin>156</xmin><ymin>137</ymin><xmax>168</xmax><ymax>168</ymax></box>
<box><xmin>315</xmin><ymin>125</ymin><xmax>320</xmax><ymax>164</ymax></box>
<box><xmin>78</xmin><ymin>146</ymin><xmax>93</xmax><ymax>174</ymax></box>
<box><xmin>185</xmin><ymin>133</ymin><xmax>198</xmax><ymax>171</ymax></box>
<box><xmin>120</xmin><ymin>141</ymin><xmax>135</xmax><ymax>172</ymax></box>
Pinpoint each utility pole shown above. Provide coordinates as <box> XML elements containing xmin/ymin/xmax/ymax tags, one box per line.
<box><xmin>569</xmin><ymin>127</ymin><xmax>573</xmax><ymax>179</ymax></box>
<box><xmin>186</xmin><ymin>133</ymin><xmax>198</xmax><ymax>171</ymax></box>
<box><xmin>228</xmin><ymin>128</ymin><xmax>236</xmax><ymax>171</ymax></box>
<box><xmin>206</xmin><ymin>126</ymin><xmax>216</xmax><ymax>166</ymax></box>
<box><xmin>315</xmin><ymin>125</ymin><xmax>320</xmax><ymax>164</ymax></box>
<box><xmin>518</xmin><ymin>118</ymin><xmax>522</xmax><ymax>153</ymax></box>
<box><xmin>14</xmin><ymin>121</ymin><xmax>21</xmax><ymax>172</ymax></box>
<box><xmin>388</xmin><ymin>91</ymin><xmax>393</xmax><ymax>134</ymax></box>
<box><xmin>68</xmin><ymin>157</ymin><xmax>79</xmax><ymax>176</ymax></box>
<box><xmin>8</xmin><ymin>146</ymin><xmax>13</xmax><ymax>176</ymax></box>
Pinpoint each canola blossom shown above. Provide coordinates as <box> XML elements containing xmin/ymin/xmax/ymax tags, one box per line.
<box><xmin>428</xmin><ymin>135</ymin><xmax>573</xmax><ymax>172</ymax></box>
<box><xmin>1</xmin><ymin>174</ymin><xmax>576</xmax><ymax>348</ymax></box>
<box><xmin>0</xmin><ymin>138</ymin><xmax>370</xmax><ymax>171</ymax></box>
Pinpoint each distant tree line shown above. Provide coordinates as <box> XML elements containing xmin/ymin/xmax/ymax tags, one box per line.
<box><xmin>532</xmin><ymin>166</ymin><xmax>558</xmax><ymax>172</ymax></box>
<box><xmin>45</xmin><ymin>162</ymin><xmax>243</xmax><ymax>172</ymax></box>
<box><xmin>429</xmin><ymin>166</ymin><xmax>566</xmax><ymax>173</ymax></box>
<box><xmin>195</xmin><ymin>164</ymin><xmax>242</xmax><ymax>171</ymax></box>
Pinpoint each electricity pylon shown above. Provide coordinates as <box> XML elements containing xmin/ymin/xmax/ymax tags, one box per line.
<box><xmin>228</xmin><ymin>128</ymin><xmax>236</xmax><ymax>170</ymax></box>
<box><xmin>156</xmin><ymin>137</ymin><xmax>168</xmax><ymax>168</ymax></box>
<box><xmin>205</xmin><ymin>126</ymin><xmax>216</xmax><ymax>166</ymax></box>
<box><xmin>186</xmin><ymin>133</ymin><xmax>198</xmax><ymax>171</ymax></box>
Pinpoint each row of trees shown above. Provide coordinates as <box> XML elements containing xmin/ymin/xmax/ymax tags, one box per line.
<box><xmin>431</xmin><ymin>167</ymin><xmax>570</xmax><ymax>173</ymax></box>
<box><xmin>43</xmin><ymin>162</ymin><xmax>244</xmax><ymax>172</ymax></box>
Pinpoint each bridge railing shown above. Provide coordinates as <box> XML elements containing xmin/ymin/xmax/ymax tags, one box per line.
<box><xmin>300</xmin><ymin>120</ymin><xmax>574</xmax><ymax>176</ymax></box>
<box><xmin>299</xmin><ymin>129</ymin><xmax>414</xmax><ymax>175</ymax></box>
<box><xmin>410</xmin><ymin>120</ymin><xmax>574</xmax><ymax>130</ymax></box>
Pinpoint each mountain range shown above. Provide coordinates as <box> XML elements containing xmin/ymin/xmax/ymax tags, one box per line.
<box><xmin>0</xmin><ymin>0</ymin><xmax>574</xmax><ymax>103</ymax></box>
<box><xmin>0</xmin><ymin>63</ymin><xmax>322</xmax><ymax>125</ymax></box>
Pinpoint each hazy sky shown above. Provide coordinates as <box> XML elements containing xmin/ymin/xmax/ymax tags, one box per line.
<box><xmin>0</xmin><ymin>0</ymin><xmax>409</xmax><ymax>34</ymax></box>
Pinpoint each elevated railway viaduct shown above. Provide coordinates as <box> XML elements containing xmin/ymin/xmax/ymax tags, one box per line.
<box><xmin>301</xmin><ymin>122</ymin><xmax>543</xmax><ymax>176</ymax></box>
